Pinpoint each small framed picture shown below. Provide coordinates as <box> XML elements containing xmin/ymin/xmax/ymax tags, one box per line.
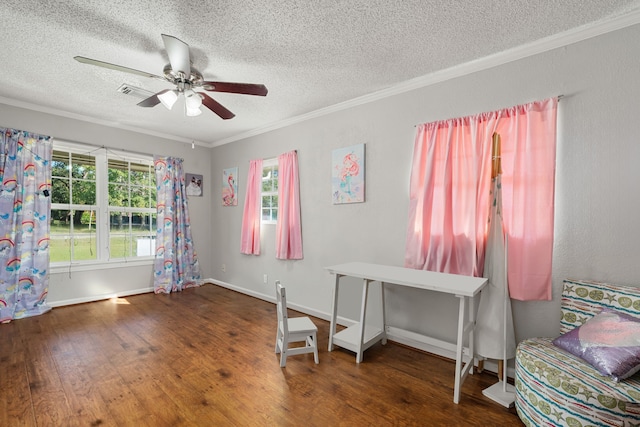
<box><xmin>186</xmin><ymin>173</ymin><xmax>203</xmax><ymax>197</ymax></box>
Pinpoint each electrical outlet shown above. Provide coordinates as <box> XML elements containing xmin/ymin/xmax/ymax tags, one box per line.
<box><xmin>221</xmin><ymin>264</ymin><xmax>226</xmax><ymax>272</ymax></box>
<box><xmin>263</xmin><ymin>274</ymin><xmax>268</xmax><ymax>284</ymax></box>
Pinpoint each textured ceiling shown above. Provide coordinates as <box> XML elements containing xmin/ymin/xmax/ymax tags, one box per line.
<box><xmin>1</xmin><ymin>1</ymin><xmax>639</xmax><ymax>146</ymax></box>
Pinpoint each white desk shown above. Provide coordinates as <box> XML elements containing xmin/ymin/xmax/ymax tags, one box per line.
<box><xmin>326</xmin><ymin>262</ymin><xmax>487</xmax><ymax>404</ymax></box>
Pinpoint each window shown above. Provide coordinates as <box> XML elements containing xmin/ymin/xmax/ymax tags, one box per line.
<box><xmin>406</xmin><ymin>98</ymin><xmax>557</xmax><ymax>299</ymax></box>
<box><xmin>261</xmin><ymin>159</ymin><xmax>278</xmax><ymax>224</ymax></box>
<box><xmin>51</xmin><ymin>151</ymin><xmax>98</xmax><ymax>262</ymax></box>
<box><xmin>50</xmin><ymin>142</ymin><xmax>156</xmax><ymax>265</ymax></box>
<box><xmin>107</xmin><ymin>158</ymin><xmax>156</xmax><ymax>258</ymax></box>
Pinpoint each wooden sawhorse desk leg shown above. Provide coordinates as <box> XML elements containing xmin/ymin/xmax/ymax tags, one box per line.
<box><xmin>355</xmin><ymin>279</ymin><xmax>370</xmax><ymax>363</ymax></box>
<box><xmin>328</xmin><ymin>276</ymin><xmax>387</xmax><ymax>363</ymax></box>
<box><xmin>453</xmin><ymin>294</ymin><xmax>475</xmax><ymax>404</ymax></box>
<box><xmin>380</xmin><ymin>282</ymin><xmax>387</xmax><ymax>346</ymax></box>
<box><xmin>328</xmin><ymin>274</ymin><xmax>342</xmax><ymax>351</ymax></box>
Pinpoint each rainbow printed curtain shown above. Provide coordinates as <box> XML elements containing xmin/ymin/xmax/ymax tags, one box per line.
<box><xmin>0</xmin><ymin>128</ymin><xmax>52</xmax><ymax>322</ymax></box>
<box><xmin>153</xmin><ymin>156</ymin><xmax>201</xmax><ymax>293</ymax></box>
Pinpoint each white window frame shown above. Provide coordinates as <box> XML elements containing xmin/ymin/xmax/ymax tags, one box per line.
<box><xmin>50</xmin><ymin>140</ymin><xmax>156</xmax><ymax>273</ymax></box>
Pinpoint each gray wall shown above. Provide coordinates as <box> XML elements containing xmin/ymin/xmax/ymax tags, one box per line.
<box><xmin>209</xmin><ymin>23</ymin><xmax>640</xmax><ymax>347</ymax></box>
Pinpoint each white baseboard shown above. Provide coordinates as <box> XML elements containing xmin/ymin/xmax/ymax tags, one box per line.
<box><xmin>386</xmin><ymin>326</ymin><xmax>515</xmax><ymax>379</ymax></box>
<box><xmin>385</xmin><ymin>325</ymin><xmax>470</xmax><ymax>359</ymax></box>
<box><xmin>48</xmin><ymin>287</ymin><xmax>154</xmax><ymax>308</ymax></box>
<box><xmin>205</xmin><ymin>278</ymin><xmax>354</xmax><ymax>325</ymax></box>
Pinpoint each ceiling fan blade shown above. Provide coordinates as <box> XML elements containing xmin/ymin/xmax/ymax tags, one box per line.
<box><xmin>200</xmin><ymin>93</ymin><xmax>235</xmax><ymax>120</ymax></box>
<box><xmin>161</xmin><ymin>34</ymin><xmax>191</xmax><ymax>77</ymax></box>
<box><xmin>74</xmin><ymin>56</ymin><xmax>165</xmax><ymax>81</ymax></box>
<box><xmin>137</xmin><ymin>89</ymin><xmax>171</xmax><ymax>108</ymax></box>
<box><xmin>202</xmin><ymin>81</ymin><xmax>268</xmax><ymax>96</ymax></box>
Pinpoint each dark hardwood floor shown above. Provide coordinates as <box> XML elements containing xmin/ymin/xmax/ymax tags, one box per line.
<box><xmin>1</xmin><ymin>284</ymin><xmax>522</xmax><ymax>426</ymax></box>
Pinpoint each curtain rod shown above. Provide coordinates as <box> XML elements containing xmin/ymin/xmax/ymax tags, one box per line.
<box><xmin>413</xmin><ymin>95</ymin><xmax>564</xmax><ymax>128</ymax></box>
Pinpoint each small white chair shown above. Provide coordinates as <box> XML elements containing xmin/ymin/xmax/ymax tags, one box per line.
<box><xmin>274</xmin><ymin>281</ymin><xmax>319</xmax><ymax>367</ymax></box>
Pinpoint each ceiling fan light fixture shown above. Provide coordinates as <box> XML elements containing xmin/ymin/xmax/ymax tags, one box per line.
<box><xmin>184</xmin><ymin>89</ymin><xmax>203</xmax><ymax>109</ymax></box>
<box><xmin>185</xmin><ymin>105</ymin><xmax>202</xmax><ymax>117</ymax></box>
<box><xmin>158</xmin><ymin>89</ymin><xmax>178</xmax><ymax>110</ymax></box>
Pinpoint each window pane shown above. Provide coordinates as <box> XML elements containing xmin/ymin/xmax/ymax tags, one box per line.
<box><xmin>50</xmin><ymin>210</ymin><xmax>71</xmax><ymax>263</ymax></box>
<box><xmin>51</xmin><ymin>209</ymin><xmax>70</xmax><ymax>229</ymax></box>
<box><xmin>108</xmin><ymin>211</ymin><xmax>155</xmax><ymax>258</ymax></box>
<box><xmin>51</xmin><ymin>149</ymin><xmax>97</xmax><ymax>263</ymax></box>
<box><xmin>150</xmin><ymin>213</ymin><xmax>157</xmax><ymax>232</ymax></box>
<box><xmin>108</xmin><ymin>159</ymin><xmax>129</xmax><ymax>183</ymax></box>
<box><xmin>130</xmin><ymin>169</ymin><xmax>146</xmax><ymax>184</ymax></box>
<box><xmin>130</xmin><ymin>186</ymin><xmax>150</xmax><ymax>208</ymax></box>
<box><xmin>110</xmin><ymin>211</ymin><xmax>130</xmax><ymax>230</ymax></box>
<box><xmin>262</xmin><ymin>177</ymin><xmax>271</xmax><ymax>192</ymax></box>
<box><xmin>107</xmin><ymin>157</ymin><xmax>155</xmax><ymax>259</ymax></box>
<box><xmin>79</xmin><ymin>210</ymin><xmax>98</xmax><ymax>229</ymax></box>
<box><xmin>135</xmin><ymin>235</ymin><xmax>155</xmax><ymax>257</ymax></box>
<box><xmin>50</xmin><ymin>209</ymin><xmax>97</xmax><ymax>262</ymax></box>
<box><xmin>109</xmin><ymin>211</ymin><xmax>132</xmax><ymax>258</ymax></box>
<box><xmin>130</xmin><ymin>162</ymin><xmax>152</xmax><ymax>185</ymax></box>
<box><xmin>109</xmin><ymin>183</ymin><xmax>129</xmax><ymax>207</ymax></box>
<box><xmin>261</xmin><ymin>164</ymin><xmax>279</xmax><ymax>222</ymax></box>
<box><xmin>51</xmin><ymin>151</ymin><xmax>69</xmax><ymax>178</ymax></box>
<box><xmin>150</xmin><ymin>188</ymin><xmax>157</xmax><ymax>207</ymax></box>
<box><xmin>52</xmin><ymin>177</ymin><xmax>70</xmax><ymax>204</ymax></box>
<box><xmin>132</xmin><ymin>212</ymin><xmax>156</xmax><ymax>256</ymax></box>
<box><xmin>261</xmin><ymin>207</ymin><xmax>278</xmax><ymax>222</ymax></box>
<box><xmin>73</xmin><ymin>209</ymin><xmax>98</xmax><ymax>261</ymax></box>
<box><xmin>135</xmin><ymin>213</ymin><xmax>155</xmax><ymax>232</ymax></box>
<box><xmin>71</xmin><ymin>179</ymin><xmax>96</xmax><ymax>205</ymax></box>
<box><xmin>262</xmin><ymin>166</ymin><xmax>278</xmax><ymax>192</ymax></box>
<box><xmin>71</xmin><ymin>153</ymin><xmax>95</xmax><ymax>180</ymax></box>
<box><xmin>109</xmin><ymin>233</ymin><xmax>132</xmax><ymax>258</ymax></box>
<box><xmin>131</xmin><ymin>212</ymin><xmax>145</xmax><ymax>230</ymax></box>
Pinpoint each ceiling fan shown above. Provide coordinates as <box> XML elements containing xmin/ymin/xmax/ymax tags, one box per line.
<box><xmin>74</xmin><ymin>34</ymin><xmax>268</xmax><ymax>120</ymax></box>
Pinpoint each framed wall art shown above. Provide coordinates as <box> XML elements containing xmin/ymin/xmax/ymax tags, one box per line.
<box><xmin>186</xmin><ymin>173</ymin><xmax>203</xmax><ymax>197</ymax></box>
<box><xmin>222</xmin><ymin>167</ymin><xmax>238</xmax><ymax>206</ymax></box>
<box><xmin>332</xmin><ymin>143</ymin><xmax>365</xmax><ymax>204</ymax></box>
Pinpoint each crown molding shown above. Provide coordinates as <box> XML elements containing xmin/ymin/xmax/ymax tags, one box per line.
<box><xmin>0</xmin><ymin>96</ymin><xmax>207</xmax><ymax>147</ymax></box>
<box><xmin>212</xmin><ymin>8</ymin><xmax>640</xmax><ymax>147</ymax></box>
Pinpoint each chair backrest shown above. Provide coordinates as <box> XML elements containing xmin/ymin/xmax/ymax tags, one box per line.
<box><xmin>276</xmin><ymin>281</ymin><xmax>288</xmax><ymax>333</ymax></box>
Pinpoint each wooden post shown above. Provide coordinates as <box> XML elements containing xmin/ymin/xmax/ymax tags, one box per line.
<box><xmin>492</xmin><ymin>131</ymin><xmax>506</xmax><ymax>382</ymax></box>
<box><xmin>491</xmin><ymin>132</ymin><xmax>501</xmax><ymax>179</ymax></box>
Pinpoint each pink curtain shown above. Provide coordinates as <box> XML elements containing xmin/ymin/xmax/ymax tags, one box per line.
<box><xmin>405</xmin><ymin>98</ymin><xmax>557</xmax><ymax>301</ymax></box>
<box><xmin>240</xmin><ymin>159</ymin><xmax>263</xmax><ymax>255</ymax></box>
<box><xmin>498</xmin><ymin>99</ymin><xmax>557</xmax><ymax>300</ymax></box>
<box><xmin>405</xmin><ymin>114</ymin><xmax>496</xmax><ymax>278</ymax></box>
<box><xmin>276</xmin><ymin>151</ymin><xmax>303</xmax><ymax>259</ymax></box>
